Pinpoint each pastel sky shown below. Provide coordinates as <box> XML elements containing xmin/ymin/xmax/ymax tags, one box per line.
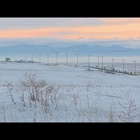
<box><xmin>0</xmin><ymin>18</ymin><xmax>140</xmax><ymax>48</ymax></box>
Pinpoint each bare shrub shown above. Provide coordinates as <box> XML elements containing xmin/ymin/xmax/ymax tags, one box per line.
<box><xmin>19</xmin><ymin>73</ymin><xmax>48</xmax><ymax>103</ymax></box>
<box><xmin>18</xmin><ymin>73</ymin><xmax>59</xmax><ymax>115</ymax></box>
<box><xmin>5</xmin><ymin>72</ymin><xmax>59</xmax><ymax>116</ymax></box>
<box><xmin>118</xmin><ymin>94</ymin><xmax>139</xmax><ymax>122</ymax></box>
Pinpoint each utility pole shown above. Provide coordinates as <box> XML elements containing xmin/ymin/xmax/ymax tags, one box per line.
<box><xmin>39</xmin><ymin>54</ymin><xmax>41</xmax><ymax>63</ymax></box>
<box><xmin>32</xmin><ymin>54</ymin><xmax>33</xmax><ymax>63</ymax></box>
<box><xmin>56</xmin><ymin>52</ymin><xmax>58</xmax><ymax>65</ymax></box>
<box><xmin>77</xmin><ymin>53</ymin><xmax>78</xmax><ymax>66</ymax></box>
<box><xmin>134</xmin><ymin>60</ymin><xmax>136</xmax><ymax>75</ymax></box>
<box><xmin>47</xmin><ymin>53</ymin><xmax>49</xmax><ymax>65</ymax></box>
<box><xmin>97</xmin><ymin>56</ymin><xmax>99</xmax><ymax>68</ymax></box>
<box><xmin>88</xmin><ymin>55</ymin><xmax>90</xmax><ymax>69</ymax></box>
<box><xmin>122</xmin><ymin>60</ymin><xmax>125</xmax><ymax>74</ymax></box>
<box><xmin>112</xmin><ymin>58</ymin><xmax>114</xmax><ymax>69</ymax></box>
<box><xmin>102</xmin><ymin>56</ymin><xmax>104</xmax><ymax>72</ymax></box>
<box><xmin>66</xmin><ymin>52</ymin><xmax>68</xmax><ymax>65</ymax></box>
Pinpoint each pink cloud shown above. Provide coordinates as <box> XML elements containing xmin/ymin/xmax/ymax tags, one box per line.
<box><xmin>0</xmin><ymin>20</ymin><xmax>140</xmax><ymax>40</ymax></box>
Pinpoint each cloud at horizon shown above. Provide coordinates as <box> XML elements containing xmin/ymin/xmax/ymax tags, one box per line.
<box><xmin>0</xmin><ymin>18</ymin><xmax>140</xmax><ymax>48</ymax></box>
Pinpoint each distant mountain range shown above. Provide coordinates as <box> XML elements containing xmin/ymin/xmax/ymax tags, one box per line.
<box><xmin>0</xmin><ymin>44</ymin><xmax>140</xmax><ymax>56</ymax></box>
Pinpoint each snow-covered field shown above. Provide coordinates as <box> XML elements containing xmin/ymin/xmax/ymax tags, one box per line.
<box><xmin>0</xmin><ymin>62</ymin><xmax>140</xmax><ymax>122</ymax></box>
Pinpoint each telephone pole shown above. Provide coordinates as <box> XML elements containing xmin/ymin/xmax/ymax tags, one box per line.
<box><xmin>122</xmin><ymin>60</ymin><xmax>125</xmax><ymax>74</ymax></box>
<box><xmin>112</xmin><ymin>58</ymin><xmax>114</xmax><ymax>69</ymax></box>
<box><xmin>102</xmin><ymin>56</ymin><xmax>104</xmax><ymax>72</ymax></box>
<box><xmin>56</xmin><ymin>52</ymin><xmax>58</xmax><ymax>65</ymax></box>
<box><xmin>39</xmin><ymin>54</ymin><xmax>41</xmax><ymax>63</ymax></box>
<box><xmin>134</xmin><ymin>60</ymin><xmax>136</xmax><ymax>75</ymax></box>
<box><xmin>47</xmin><ymin>53</ymin><xmax>49</xmax><ymax>65</ymax></box>
<box><xmin>77</xmin><ymin>53</ymin><xmax>78</xmax><ymax>66</ymax></box>
<box><xmin>97</xmin><ymin>56</ymin><xmax>99</xmax><ymax>68</ymax></box>
<box><xmin>66</xmin><ymin>52</ymin><xmax>68</xmax><ymax>65</ymax></box>
<box><xmin>32</xmin><ymin>54</ymin><xmax>33</xmax><ymax>63</ymax></box>
<box><xmin>88</xmin><ymin>55</ymin><xmax>90</xmax><ymax>69</ymax></box>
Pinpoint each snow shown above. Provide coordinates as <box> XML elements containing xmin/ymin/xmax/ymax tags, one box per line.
<box><xmin>0</xmin><ymin>62</ymin><xmax>140</xmax><ymax>122</ymax></box>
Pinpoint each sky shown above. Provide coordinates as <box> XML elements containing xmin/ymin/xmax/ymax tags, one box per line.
<box><xmin>0</xmin><ymin>18</ymin><xmax>140</xmax><ymax>48</ymax></box>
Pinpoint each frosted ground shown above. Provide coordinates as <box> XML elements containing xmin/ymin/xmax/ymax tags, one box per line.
<box><xmin>0</xmin><ymin>62</ymin><xmax>140</xmax><ymax>122</ymax></box>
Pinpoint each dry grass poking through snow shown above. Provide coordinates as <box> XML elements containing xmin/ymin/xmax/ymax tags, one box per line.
<box><xmin>1</xmin><ymin>72</ymin><xmax>140</xmax><ymax>122</ymax></box>
<box><xmin>5</xmin><ymin>73</ymin><xmax>60</xmax><ymax>117</ymax></box>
